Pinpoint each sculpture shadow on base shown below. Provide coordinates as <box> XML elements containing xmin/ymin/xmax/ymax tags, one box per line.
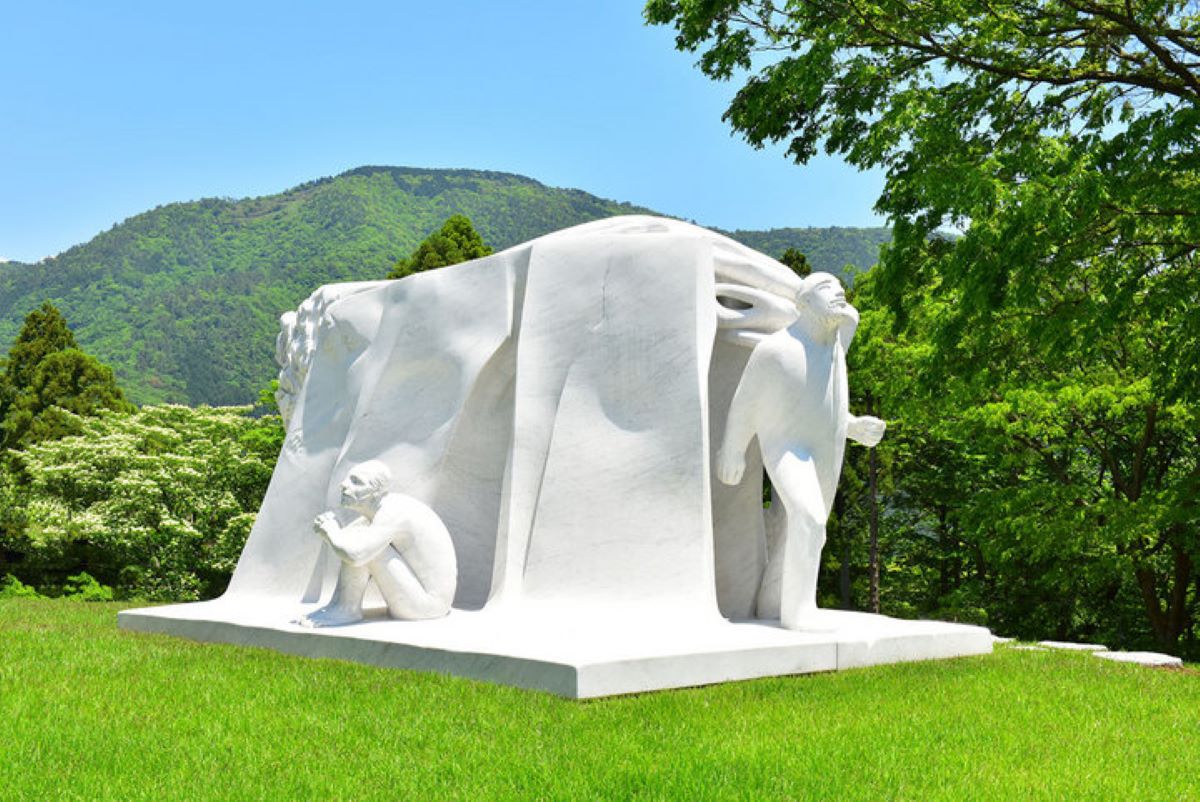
<box><xmin>118</xmin><ymin>215</ymin><xmax>992</xmax><ymax>697</ymax></box>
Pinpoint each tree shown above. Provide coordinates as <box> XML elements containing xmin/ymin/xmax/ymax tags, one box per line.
<box><xmin>3</xmin><ymin>349</ymin><xmax>133</xmax><ymax>448</ymax></box>
<box><xmin>8</xmin><ymin>404</ymin><xmax>280</xmax><ymax>600</ymax></box>
<box><xmin>647</xmin><ymin>1</ymin><xmax>1200</xmax><ymax>653</ymax></box>
<box><xmin>0</xmin><ymin>303</ymin><xmax>132</xmax><ymax>450</ymax></box>
<box><xmin>1</xmin><ymin>301</ymin><xmax>77</xmax><ymax>394</ymax></box>
<box><xmin>645</xmin><ymin>1</ymin><xmax>1199</xmax><ymax>384</ymax></box>
<box><xmin>387</xmin><ymin>214</ymin><xmax>493</xmax><ymax>279</ymax></box>
<box><xmin>778</xmin><ymin>247</ymin><xmax>811</xmax><ymax>278</ymax></box>
<box><xmin>0</xmin><ymin>302</ymin><xmax>75</xmax><ymax>431</ymax></box>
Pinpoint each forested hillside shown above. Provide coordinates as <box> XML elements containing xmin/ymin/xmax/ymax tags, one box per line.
<box><xmin>731</xmin><ymin>227</ymin><xmax>892</xmax><ymax>283</ymax></box>
<box><xmin>0</xmin><ymin>166</ymin><xmax>889</xmax><ymax>405</ymax></box>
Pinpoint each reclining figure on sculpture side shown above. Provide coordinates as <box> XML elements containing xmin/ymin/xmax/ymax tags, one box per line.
<box><xmin>297</xmin><ymin>460</ymin><xmax>457</xmax><ymax>627</ymax></box>
<box><xmin>716</xmin><ymin>272</ymin><xmax>885</xmax><ymax>631</ymax></box>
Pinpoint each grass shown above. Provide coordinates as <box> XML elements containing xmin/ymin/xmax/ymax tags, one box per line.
<box><xmin>1</xmin><ymin>599</ymin><xmax>1197</xmax><ymax>801</ymax></box>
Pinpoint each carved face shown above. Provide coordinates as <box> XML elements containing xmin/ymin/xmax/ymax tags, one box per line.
<box><xmin>798</xmin><ymin>274</ymin><xmax>849</xmax><ymax>323</ymax></box>
<box><xmin>340</xmin><ymin>471</ymin><xmax>375</xmax><ymax>508</ymax></box>
<box><xmin>339</xmin><ymin>463</ymin><xmax>389</xmax><ymax>509</ymax></box>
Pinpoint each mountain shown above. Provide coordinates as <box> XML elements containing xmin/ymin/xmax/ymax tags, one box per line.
<box><xmin>0</xmin><ymin>166</ymin><xmax>890</xmax><ymax>405</ymax></box>
<box><xmin>730</xmin><ymin>227</ymin><xmax>892</xmax><ymax>281</ymax></box>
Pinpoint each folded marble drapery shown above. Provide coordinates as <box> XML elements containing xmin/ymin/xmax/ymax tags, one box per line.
<box><xmin>226</xmin><ymin>216</ymin><xmax>800</xmax><ymax>621</ymax></box>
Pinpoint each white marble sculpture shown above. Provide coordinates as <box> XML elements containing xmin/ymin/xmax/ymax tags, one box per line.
<box><xmin>274</xmin><ymin>281</ymin><xmax>383</xmax><ymax>431</ymax></box>
<box><xmin>716</xmin><ymin>272</ymin><xmax>885</xmax><ymax>630</ymax></box>
<box><xmin>299</xmin><ymin>460</ymin><xmax>456</xmax><ymax>627</ymax></box>
<box><xmin>231</xmin><ymin>215</ymin><xmax>806</xmax><ymax>618</ymax></box>
<box><xmin>119</xmin><ymin>216</ymin><xmax>992</xmax><ymax>697</ymax></box>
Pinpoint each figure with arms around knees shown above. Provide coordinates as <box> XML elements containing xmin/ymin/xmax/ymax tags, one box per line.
<box><xmin>716</xmin><ymin>272</ymin><xmax>885</xmax><ymax>630</ymax></box>
<box><xmin>299</xmin><ymin>460</ymin><xmax>457</xmax><ymax>627</ymax></box>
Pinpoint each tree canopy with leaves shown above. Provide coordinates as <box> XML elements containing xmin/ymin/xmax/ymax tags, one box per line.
<box><xmin>645</xmin><ymin>0</ymin><xmax>1199</xmax><ymax>368</ymax></box>
<box><xmin>647</xmin><ymin>0</ymin><xmax>1200</xmax><ymax>652</ymax></box>
<box><xmin>5</xmin><ymin>404</ymin><xmax>280</xmax><ymax>600</ymax></box>
<box><xmin>778</xmin><ymin>246</ymin><xmax>812</xmax><ymax>277</ymax></box>
<box><xmin>387</xmin><ymin>214</ymin><xmax>494</xmax><ymax>279</ymax></box>
<box><xmin>2</xmin><ymin>301</ymin><xmax>77</xmax><ymax>392</ymax></box>
<box><xmin>0</xmin><ymin>302</ymin><xmax>131</xmax><ymax>449</ymax></box>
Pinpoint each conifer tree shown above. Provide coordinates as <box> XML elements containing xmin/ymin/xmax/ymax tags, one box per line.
<box><xmin>1</xmin><ymin>302</ymin><xmax>76</xmax><ymax>403</ymax></box>
<box><xmin>778</xmin><ymin>248</ymin><xmax>811</xmax><ymax>279</ymax></box>
<box><xmin>387</xmin><ymin>215</ymin><xmax>493</xmax><ymax>279</ymax></box>
<box><xmin>0</xmin><ymin>302</ymin><xmax>132</xmax><ymax>449</ymax></box>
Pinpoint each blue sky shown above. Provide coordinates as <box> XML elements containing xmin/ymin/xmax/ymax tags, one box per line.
<box><xmin>0</xmin><ymin>1</ymin><xmax>885</xmax><ymax>263</ymax></box>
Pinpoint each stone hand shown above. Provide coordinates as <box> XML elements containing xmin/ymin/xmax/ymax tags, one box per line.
<box><xmin>716</xmin><ymin>448</ymin><xmax>746</xmax><ymax>485</ymax></box>
<box><xmin>313</xmin><ymin>511</ymin><xmax>340</xmax><ymax>541</ymax></box>
<box><xmin>848</xmin><ymin>415</ymin><xmax>886</xmax><ymax>447</ymax></box>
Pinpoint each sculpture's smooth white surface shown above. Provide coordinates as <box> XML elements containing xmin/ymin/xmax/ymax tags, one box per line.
<box><xmin>300</xmin><ymin>460</ymin><xmax>456</xmax><ymax>627</ymax></box>
<box><xmin>716</xmin><ymin>272</ymin><xmax>885</xmax><ymax>629</ymax></box>
<box><xmin>120</xmin><ymin>215</ymin><xmax>991</xmax><ymax>696</ymax></box>
<box><xmin>275</xmin><ymin>281</ymin><xmax>383</xmax><ymax>430</ymax></box>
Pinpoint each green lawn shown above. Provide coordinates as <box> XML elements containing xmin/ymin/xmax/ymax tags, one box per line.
<box><xmin>1</xmin><ymin>599</ymin><xmax>1196</xmax><ymax>801</ymax></box>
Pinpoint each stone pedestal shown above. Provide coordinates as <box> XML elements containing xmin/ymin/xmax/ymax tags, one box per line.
<box><xmin>120</xmin><ymin>602</ymin><xmax>991</xmax><ymax>698</ymax></box>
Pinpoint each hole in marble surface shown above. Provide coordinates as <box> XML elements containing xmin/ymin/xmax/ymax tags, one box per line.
<box><xmin>717</xmin><ymin>294</ymin><xmax>753</xmax><ymax>311</ymax></box>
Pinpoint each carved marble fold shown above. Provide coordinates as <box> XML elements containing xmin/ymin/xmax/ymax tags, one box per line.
<box><xmin>236</xmin><ymin>216</ymin><xmax>800</xmax><ymax>620</ymax></box>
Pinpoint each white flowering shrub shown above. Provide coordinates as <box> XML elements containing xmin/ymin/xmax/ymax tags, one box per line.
<box><xmin>4</xmin><ymin>404</ymin><xmax>281</xmax><ymax>600</ymax></box>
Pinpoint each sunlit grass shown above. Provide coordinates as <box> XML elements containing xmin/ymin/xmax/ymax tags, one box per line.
<box><xmin>1</xmin><ymin>599</ymin><xmax>1196</xmax><ymax>800</ymax></box>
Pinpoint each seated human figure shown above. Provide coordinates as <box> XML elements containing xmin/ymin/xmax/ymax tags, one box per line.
<box><xmin>298</xmin><ymin>460</ymin><xmax>457</xmax><ymax>627</ymax></box>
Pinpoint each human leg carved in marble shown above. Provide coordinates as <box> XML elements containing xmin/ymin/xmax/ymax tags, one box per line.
<box><xmin>299</xmin><ymin>460</ymin><xmax>457</xmax><ymax>627</ymax></box>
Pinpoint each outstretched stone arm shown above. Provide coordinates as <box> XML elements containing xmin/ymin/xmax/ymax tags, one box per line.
<box><xmin>314</xmin><ymin>512</ymin><xmax>396</xmax><ymax>568</ymax></box>
<box><xmin>714</xmin><ymin>283</ymin><xmax>799</xmax><ymax>347</ymax></box>
<box><xmin>846</xmin><ymin>414</ymin><xmax>886</xmax><ymax>447</ymax></box>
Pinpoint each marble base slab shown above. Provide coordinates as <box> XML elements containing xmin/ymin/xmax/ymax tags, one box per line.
<box><xmin>118</xmin><ymin>601</ymin><xmax>993</xmax><ymax>698</ymax></box>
